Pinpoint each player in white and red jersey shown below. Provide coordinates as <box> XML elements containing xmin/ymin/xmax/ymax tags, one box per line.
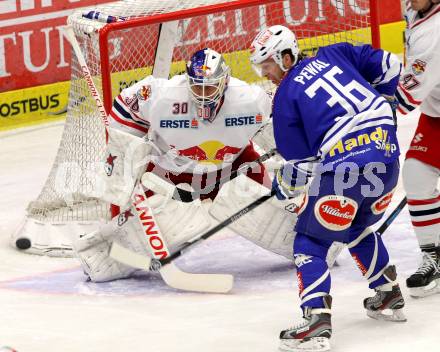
<box><xmin>396</xmin><ymin>0</ymin><xmax>440</xmax><ymax>297</ymax></box>
<box><xmin>110</xmin><ymin>53</ymin><xmax>270</xmax><ymax>196</ymax></box>
<box><xmin>71</xmin><ymin>48</ymin><xmax>312</xmax><ymax>283</ymax></box>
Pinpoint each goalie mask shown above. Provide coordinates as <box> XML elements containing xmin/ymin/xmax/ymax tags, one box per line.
<box><xmin>250</xmin><ymin>25</ymin><xmax>299</xmax><ymax>77</ymax></box>
<box><xmin>186</xmin><ymin>48</ymin><xmax>230</xmax><ymax>121</ymax></box>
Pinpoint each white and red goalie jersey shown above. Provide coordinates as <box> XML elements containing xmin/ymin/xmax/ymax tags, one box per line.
<box><xmin>109</xmin><ymin>74</ymin><xmax>272</xmax><ymax>174</ymax></box>
<box><xmin>396</xmin><ymin>3</ymin><xmax>440</xmax><ymax>117</ymax></box>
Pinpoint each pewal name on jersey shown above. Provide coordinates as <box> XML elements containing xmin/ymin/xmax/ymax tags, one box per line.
<box><xmin>225</xmin><ymin>114</ymin><xmax>262</xmax><ymax>127</ymax></box>
<box><xmin>293</xmin><ymin>59</ymin><xmax>330</xmax><ymax>85</ymax></box>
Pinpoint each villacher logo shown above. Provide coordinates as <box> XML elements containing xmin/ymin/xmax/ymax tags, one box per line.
<box><xmin>314</xmin><ymin>195</ymin><xmax>358</xmax><ymax>231</ymax></box>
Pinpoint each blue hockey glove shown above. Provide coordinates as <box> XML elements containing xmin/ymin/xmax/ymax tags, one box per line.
<box><xmin>272</xmin><ymin>163</ymin><xmax>310</xmax><ymax>200</ymax></box>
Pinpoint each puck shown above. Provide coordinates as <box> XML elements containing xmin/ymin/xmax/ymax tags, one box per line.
<box><xmin>15</xmin><ymin>237</ymin><xmax>31</xmax><ymax>250</ymax></box>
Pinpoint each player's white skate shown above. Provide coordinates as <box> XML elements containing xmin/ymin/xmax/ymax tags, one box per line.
<box><xmin>279</xmin><ymin>296</ymin><xmax>332</xmax><ymax>352</ymax></box>
<box><xmin>406</xmin><ymin>249</ymin><xmax>440</xmax><ymax>298</ymax></box>
<box><xmin>363</xmin><ymin>265</ymin><xmax>406</xmax><ymax>322</ymax></box>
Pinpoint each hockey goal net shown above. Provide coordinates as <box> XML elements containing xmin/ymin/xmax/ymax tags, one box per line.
<box><xmin>13</xmin><ymin>0</ymin><xmax>381</xmax><ymax>256</ymax></box>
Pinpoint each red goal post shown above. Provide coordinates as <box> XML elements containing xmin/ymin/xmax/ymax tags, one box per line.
<box><xmin>13</xmin><ymin>0</ymin><xmax>382</xmax><ymax>257</ymax></box>
<box><xmin>97</xmin><ymin>0</ymin><xmax>382</xmax><ymax>113</ymax></box>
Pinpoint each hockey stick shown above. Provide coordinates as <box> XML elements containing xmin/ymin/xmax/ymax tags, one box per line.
<box><xmin>377</xmin><ymin>197</ymin><xmax>407</xmax><ymax>236</ymax></box>
<box><xmin>110</xmin><ymin>190</ymin><xmax>277</xmax><ymax>293</ymax></box>
<box><xmin>142</xmin><ymin>148</ymin><xmax>278</xmax><ymax>202</ymax></box>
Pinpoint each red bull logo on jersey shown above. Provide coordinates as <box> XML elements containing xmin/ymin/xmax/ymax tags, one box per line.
<box><xmin>178</xmin><ymin>140</ymin><xmax>241</xmax><ymax>165</ymax></box>
<box><xmin>411</xmin><ymin>59</ymin><xmax>426</xmax><ymax>76</ymax></box>
<box><xmin>194</xmin><ymin>65</ymin><xmax>212</xmax><ymax>77</ymax></box>
<box><xmin>136</xmin><ymin>85</ymin><xmax>151</xmax><ymax>100</ymax></box>
<box><xmin>314</xmin><ymin>195</ymin><xmax>358</xmax><ymax>231</ymax></box>
<box><xmin>225</xmin><ymin>115</ymin><xmax>263</xmax><ymax>127</ymax></box>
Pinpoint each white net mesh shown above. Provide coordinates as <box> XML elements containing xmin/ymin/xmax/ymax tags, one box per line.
<box><xmin>17</xmin><ymin>0</ymin><xmax>377</xmax><ymax>255</ymax></box>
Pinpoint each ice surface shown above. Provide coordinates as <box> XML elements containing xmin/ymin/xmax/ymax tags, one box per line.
<box><xmin>0</xmin><ymin>113</ymin><xmax>439</xmax><ymax>352</ymax></box>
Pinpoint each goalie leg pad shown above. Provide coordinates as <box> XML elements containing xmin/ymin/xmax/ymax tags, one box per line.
<box><xmin>209</xmin><ymin>174</ymin><xmax>301</xmax><ymax>259</ymax></box>
<box><xmin>144</xmin><ymin>186</ymin><xmax>213</xmax><ymax>253</ymax></box>
<box><xmin>209</xmin><ymin>174</ymin><xmax>343</xmax><ymax>266</ymax></box>
<box><xmin>101</xmin><ymin>126</ymin><xmax>152</xmax><ymax>206</ymax></box>
<box><xmin>75</xmin><ymin>238</ymin><xmax>138</xmax><ymax>282</ymax></box>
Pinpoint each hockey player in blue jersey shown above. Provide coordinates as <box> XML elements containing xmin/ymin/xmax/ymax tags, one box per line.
<box><xmin>250</xmin><ymin>25</ymin><xmax>405</xmax><ymax>352</ymax></box>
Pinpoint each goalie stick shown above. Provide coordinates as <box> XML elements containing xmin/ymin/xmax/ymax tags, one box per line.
<box><xmin>110</xmin><ymin>190</ymin><xmax>278</xmax><ymax>293</ymax></box>
<box><xmin>142</xmin><ymin>148</ymin><xmax>278</xmax><ymax>202</ymax></box>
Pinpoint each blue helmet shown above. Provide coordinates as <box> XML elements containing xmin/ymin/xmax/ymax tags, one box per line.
<box><xmin>186</xmin><ymin>48</ymin><xmax>230</xmax><ymax>120</ymax></box>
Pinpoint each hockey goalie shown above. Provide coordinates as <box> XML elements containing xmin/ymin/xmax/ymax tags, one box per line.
<box><xmin>72</xmin><ymin>48</ymin><xmax>340</xmax><ymax>290</ymax></box>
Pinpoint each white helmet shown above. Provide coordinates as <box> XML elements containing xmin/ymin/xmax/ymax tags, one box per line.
<box><xmin>250</xmin><ymin>25</ymin><xmax>299</xmax><ymax>74</ymax></box>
